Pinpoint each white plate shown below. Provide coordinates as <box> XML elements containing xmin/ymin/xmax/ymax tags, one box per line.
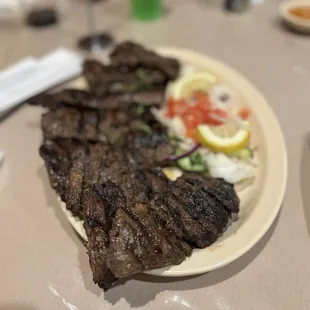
<box><xmin>60</xmin><ymin>47</ymin><xmax>287</xmax><ymax>277</ymax></box>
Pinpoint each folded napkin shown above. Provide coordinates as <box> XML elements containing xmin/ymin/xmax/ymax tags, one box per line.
<box><xmin>0</xmin><ymin>48</ymin><xmax>83</xmax><ymax>168</ymax></box>
<box><xmin>0</xmin><ymin>48</ymin><xmax>83</xmax><ymax>117</ymax></box>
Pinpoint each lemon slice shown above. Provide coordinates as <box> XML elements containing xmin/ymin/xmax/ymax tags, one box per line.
<box><xmin>172</xmin><ymin>72</ymin><xmax>219</xmax><ymax>100</ymax></box>
<box><xmin>196</xmin><ymin>121</ymin><xmax>251</xmax><ymax>153</ymax></box>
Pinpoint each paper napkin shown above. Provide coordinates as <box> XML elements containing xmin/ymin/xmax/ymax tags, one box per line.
<box><xmin>0</xmin><ymin>48</ymin><xmax>83</xmax><ymax>117</ymax></box>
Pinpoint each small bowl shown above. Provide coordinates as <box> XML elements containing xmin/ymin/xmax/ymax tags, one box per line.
<box><xmin>279</xmin><ymin>0</ymin><xmax>310</xmax><ymax>34</ymax></box>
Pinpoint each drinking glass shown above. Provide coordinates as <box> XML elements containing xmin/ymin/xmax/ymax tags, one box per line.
<box><xmin>77</xmin><ymin>0</ymin><xmax>113</xmax><ymax>52</ymax></box>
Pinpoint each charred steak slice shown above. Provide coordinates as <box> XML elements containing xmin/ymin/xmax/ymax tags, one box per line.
<box><xmin>41</xmin><ymin>107</ymin><xmax>100</xmax><ymax>141</ymax></box>
<box><xmin>110</xmin><ymin>41</ymin><xmax>181</xmax><ymax>80</ymax></box>
<box><xmin>41</xmin><ymin>107</ymin><xmax>81</xmax><ymax>139</ymax></box>
<box><xmin>84</xmin><ymin>172</ymin><xmax>239</xmax><ymax>289</ymax></box>
<box><xmin>183</xmin><ymin>173</ymin><xmax>240</xmax><ymax>213</ymax></box>
<box><xmin>84</xmin><ymin>168</ymin><xmax>184</xmax><ymax>288</ymax></box>
<box><xmin>41</xmin><ymin>105</ymin><xmax>173</xmax><ymax>165</ymax></box>
<box><xmin>33</xmin><ymin>88</ymin><xmax>165</xmax><ymax>110</ymax></box>
<box><xmin>40</xmin><ymin>138</ymin><xmax>239</xmax><ymax>290</ymax></box>
<box><xmin>83</xmin><ymin>183</ymin><xmax>119</xmax><ymax>290</ymax></box>
<box><xmin>41</xmin><ymin>107</ymin><xmax>127</xmax><ymax>143</ymax></box>
<box><xmin>107</xmin><ymin>203</ymin><xmax>187</xmax><ymax>279</ymax></box>
<box><xmin>162</xmin><ymin>173</ymin><xmax>234</xmax><ymax>248</ymax></box>
<box><xmin>83</xmin><ymin>59</ymin><xmax>167</xmax><ymax>97</ymax></box>
<box><xmin>39</xmin><ymin>138</ymin><xmax>73</xmax><ymax>201</ymax></box>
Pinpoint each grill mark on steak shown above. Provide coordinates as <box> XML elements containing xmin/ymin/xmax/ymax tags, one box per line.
<box><xmin>107</xmin><ymin>203</ymin><xmax>187</xmax><ymax>279</ymax></box>
<box><xmin>147</xmin><ymin>199</ymin><xmax>192</xmax><ymax>256</ymax></box>
<box><xmin>83</xmin><ymin>184</ymin><xmax>117</xmax><ymax>290</ymax></box>
<box><xmin>77</xmin><ymin>110</ymin><xmax>85</xmax><ymax>136</ymax></box>
<box><xmin>82</xmin><ymin>110</ymin><xmax>98</xmax><ymax>140</ymax></box>
<box><xmin>80</xmin><ymin>144</ymin><xmax>104</xmax><ymax>217</ymax></box>
<box><xmin>66</xmin><ymin>144</ymin><xmax>88</xmax><ymax>215</ymax></box>
<box><xmin>184</xmin><ymin>173</ymin><xmax>240</xmax><ymax>213</ymax></box>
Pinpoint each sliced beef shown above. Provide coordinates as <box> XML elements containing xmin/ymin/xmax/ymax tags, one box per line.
<box><xmin>40</xmin><ymin>137</ymin><xmax>239</xmax><ymax>290</ymax></box>
<box><xmin>110</xmin><ymin>41</ymin><xmax>180</xmax><ymax>80</ymax></box>
<box><xmin>41</xmin><ymin>107</ymin><xmax>81</xmax><ymax>139</ymax></box>
<box><xmin>83</xmin><ymin>183</ymin><xmax>117</xmax><ymax>290</ymax></box>
<box><xmin>41</xmin><ymin>107</ymin><xmax>132</xmax><ymax>143</ymax></box>
<box><xmin>107</xmin><ymin>204</ymin><xmax>186</xmax><ymax>278</ymax></box>
<box><xmin>181</xmin><ymin>173</ymin><xmax>240</xmax><ymax>213</ymax></box>
<box><xmin>29</xmin><ymin>90</ymin><xmax>96</xmax><ymax>110</ymax></box>
<box><xmin>41</xmin><ymin>105</ymin><xmax>173</xmax><ymax>166</ymax></box>
<box><xmin>65</xmin><ymin>144</ymin><xmax>87</xmax><ymax>215</ymax></box>
<box><xmin>30</xmin><ymin>42</ymin><xmax>180</xmax><ymax>111</ymax></box>
<box><xmin>124</xmin><ymin>131</ymin><xmax>173</xmax><ymax>166</ymax></box>
<box><xmin>39</xmin><ymin>138</ymin><xmax>72</xmax><ymax>201</ymax></box>
<box><xmin>162</xmin><ymin>173</ymin><xmax>234</xmax><ymax>248</ymax></box>
<box><xmin>32</xmin><ymin>88</ymin><xmax>165</xmax><ymax>110</ymax></box>
<box><xmin>83</xmin><ymin>59</ymin><xmax>167</xmax><ymax>97</ymax></box>
<box><xmin>37</xmin><ymin>41</ymin><xmax>240</xmax><ymax>292</ymax></box>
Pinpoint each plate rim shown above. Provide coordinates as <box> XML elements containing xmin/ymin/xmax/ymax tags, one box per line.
<box><xmin>61</xmin><ymin>46</ymin><xmax>288</xmax><ymax>277</ymax></box>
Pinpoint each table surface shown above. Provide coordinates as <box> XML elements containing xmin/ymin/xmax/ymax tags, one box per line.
<box><xmin>1</xmin><ymin>1</ymin><xmax>310</xmax><ymax>309</ymax></box>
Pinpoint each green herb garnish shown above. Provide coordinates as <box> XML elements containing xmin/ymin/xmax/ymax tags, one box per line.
<box><xmin>138</xmin><ymin>123</ymin><xmax>152</xmax><ymax>135</ymax></box>
<box><xmin>168</xmin><ymin>134</ymin><xmax>184</xmax><ymax>143</ymax></box>
<box><xmin>135</xmin><ymin>104</ymin><xmax>145</xmax><ymax>116</ymax></box>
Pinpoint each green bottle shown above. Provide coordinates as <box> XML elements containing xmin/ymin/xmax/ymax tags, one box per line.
<box><xmin>131</xmin><ymin>0</ymin><xmax>162</xmax><ymax>21</ymax></box>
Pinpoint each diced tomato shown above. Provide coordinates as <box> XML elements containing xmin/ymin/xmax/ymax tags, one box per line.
<box><xmin>186</xmin><ymin>128</ymin><xmax>199</xmax><ymax>142</ymax></box>
<box><xmin>175</xmin><ymin>99</ymin><xmax>187</xmax><ymax>115</ymax></box>
<box><xmin>165</xmin><ymin>97</ymin><xmax>187</xmax><ymax>118</ymax></box>
<box><xmin>190</xmin><ymin>91</ymin><xmax>211</xmax><ymax>111</ymax></box>
<box><xmin>196</xmin><ymin>97</ymin><xmax>212</xmax><ymax>114</ymax></box>
<box><xmin>191</xmin><ymin>91</ymin><xmax>208</xmax><ymax>102</ymax></box>
<box><xmin>181</xmin><ymin>107</ymin><xmax>203</xmax><ymax>142</ymax></box>
<box><xmin>239</xmin><ymin>107</ymin><xmax>251</xmax><ymax>120</ymax></box>
<box><xmin>165</xmin><ymin>94</ymin><xmax>231</xmax><ymax>142</ymax></box>
<box><xmin>165</xmin><ymin>97</ymin><xmax>177</xmax><ymax>118</ymax></box>
<box><xmin>182</xmin><ymin>114</ymin><xmax>198</xmax><ymax>132</ymax></box>
<box><xmin>203</xmin><ymin>109</ymin><xmax>228</xmax><ymax>126</ymax></box>
<box><xmin>182</xmin><ymin>107</ymin><xmax>204</xmax><ymax>126</ymax></box>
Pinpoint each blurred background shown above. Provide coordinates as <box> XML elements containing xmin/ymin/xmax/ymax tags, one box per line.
<box><xmin>0</xmin><ymin>0</ymin><xmax>272</xmax><ymax>67</ymax></box>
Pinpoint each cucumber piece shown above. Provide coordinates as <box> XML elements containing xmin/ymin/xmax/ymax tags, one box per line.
<box><xmin>230</xmin><ymin>148</ymin><xmax>253</xmax><ymax>160</ymax></box>
<box><xmin>177</xmin><ymin>157</ymin><xmax>206</xmax><ymax>172</ymax></box>
<box><xmin>177</xmin><ymin>157</ymin><xmax>192</xmax><ymax>171</ymax></box>
<box><xmin>176</xmin><ymin>148</ymin><xmax>207</xmax><ymax>172</ymax></box>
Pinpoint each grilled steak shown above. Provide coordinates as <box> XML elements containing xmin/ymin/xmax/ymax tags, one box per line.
<box><xmin>83</xmin><ymin>59</ymin><xmax>167</xmax><ymax>96</ymax></box>
<box><xmin>30</xmin><ymin>88</ymin><xmax>166</xmax><ymax>110</ymax></box>
<box><xmin>41</xmin><ymin>107</ymin><xmax>131</xmax><ymax>143</ymax></box>
<box><xmin>37</xmin><ymin>41</ymin><xmax>241</xmax><ymax>291</ymax></box>
<box><xmin>41</xmin><ymin>103</ymin><xmax>173</xmax><ymax>166</ymax></box>
<box><xmin>40</xmin><ymin>137</ymin><xmax>239</xmax><ymax>290</ymax></box>
<box><xmin>110</xmin><ymin>41</ymin><xmax>180</xmax><ymax>80</ymax></box>
<box><xmin>30</xmin><ymin>42</ymin><xmax>180</xmax><ymax>110</ymax></box>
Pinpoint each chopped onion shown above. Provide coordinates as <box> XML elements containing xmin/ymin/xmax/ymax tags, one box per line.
<box><xmin>206</xmin><ymin>153</ymin><xmax>255</xmax><ymax>184</ymax></box>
